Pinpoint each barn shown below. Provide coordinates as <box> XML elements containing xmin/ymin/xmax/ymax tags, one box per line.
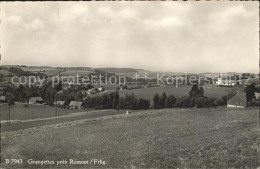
<box><xmin>69</xmin><ymin>101</ymin><xmax>82</xmax><ymax>109</ymax></box>
<box><xmin>29</xmin><ymin>97</ymin><xmax>44</xmax><ymax>104</ymax></box>
<box><xmin>227</xmin><ymin>92</ymin><xmax>246</xmax><ymax>108</ymax></box>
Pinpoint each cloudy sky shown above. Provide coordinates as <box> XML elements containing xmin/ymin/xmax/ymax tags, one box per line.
<box><xmin>0</xmin><ymin>2</ymin><xmax>258</xmax><ymax>73</ymax></box>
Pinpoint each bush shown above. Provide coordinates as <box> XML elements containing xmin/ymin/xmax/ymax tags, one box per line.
<box><xmin>84</xmin><ymin>92</ymin><xmax>150</xmax><ymax>110</ymax></box>
<box><xmin>174</xmin><ymin>96</ymin><xmax>192</xmax><ymax>108</ymax></box>
<box><xmin>137</xmin><ymin>98</ymin><xmax>150</xmax><ymax>110</ymax></box>
<box><xmin>247</xmin><ymin>100</ymin><xmax>260</xmax><ymax>107</ymax></box>
<box><xmin>195</xmin><ymin>97</ymin><xmax>216</xmax><ymax>108</ymax></box>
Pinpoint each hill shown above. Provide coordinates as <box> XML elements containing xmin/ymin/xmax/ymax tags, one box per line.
<box><xmin>95</xmin><ymin>68</ymin><xmax>145</xmax><ymax>74</ymax></box>
<box><xmin>58</xmin><ymin>70</ymin><xmax>94</xmax><ymax>76</ymax></box>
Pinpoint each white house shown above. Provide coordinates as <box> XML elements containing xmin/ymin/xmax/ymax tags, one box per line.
<box><xmin>97</xmin><ymin>87</ymin><xmax>104</xmax><ymax>92</ymax></box>
<box><xmin>254</xmin><ymin>92</ymin><xmax>260</xmax><ymax>100</ymax></box>
<box><xmin>0</xmin><ymin>96</ymin><xmax>6</xmax><ymax>103</ymax></box>
<box><xmin>69</xmin><ymin>101</ymin><xmax>82</xmax><ymax>109</ymax></box>
<box><xmin>216</xmin><ymin>74</ymin><xmax>236</xmax><ymax>87</ymax></box>
<box><xmin>216</xmin><ymin>74</ymin><xmax>223</xmax><ymax>86</ymax></box>
<box><xmin>29</xmin><ymin>97</ymin><xmax>44</xmax><ymax>104</ymax></box>
<box><xmin>87</xmin><ymin>88</ymin><xmax>97</xmax><ymax>95</ymax></box>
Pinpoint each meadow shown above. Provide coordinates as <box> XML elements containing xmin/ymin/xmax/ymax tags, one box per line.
<box><xmin>0</xmin><ymin>104</ymin><xmax>81</xmax><ymax>121</ymax></box>
<box><xmin>1</xmin><ymin>108</ymin><xmax>259</xmax><ymax>168</ymax></box>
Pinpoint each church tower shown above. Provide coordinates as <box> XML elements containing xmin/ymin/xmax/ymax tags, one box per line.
<box><xmin>217</xmin><ymin>73</ymin><xmax>222</xmax><ymax>85</ymax></box>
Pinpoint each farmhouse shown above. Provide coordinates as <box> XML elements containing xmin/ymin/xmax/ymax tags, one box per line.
<box><xmin>216</xmin><ymin>74</ymin><xmax>237</xmax><ymax>86</ymax></box>
<box><xmin>227</xmin><ymin>92</ymin><xmax>246</xmax><ymax>108</ymax></box>
<box><xmin>0</xmin><ymin>96</ymin><xmax>7</xmax><ymax>103</ymax></box>
<box><xmin>87</xmin><ymin>88</ymin><xmax>97</xmax><ymax>95</ymax></box>
<box><xmin>54</xmin><ymin>101</ymin><xmax>65</xmax><ymax>106</ymax></box>
<box><xmin>69</xmin><ymin>101</ymin><xmax>82</xmax><ymax>109</ymax></box>
<box><xmin>97</xmin><ymin>87</ymin><xmax>104</xmax><ymax>92</ymax></box>
<box><xmin>29</xmin><ymin>97</ymin><xmax>44</xmax><ymax>104</ymax></box>
<box><xmin>254</xmin><ymin>92</ymin><xmax>260</xmax><ymax>100</ymax></box>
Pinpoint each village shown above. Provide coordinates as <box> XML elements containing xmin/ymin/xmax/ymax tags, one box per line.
<box><xmin>0</xmin><ymin>67</ymin><xmax>259</xmax><ymax>169</ymax></box>
<box><xmin>0</xmin><ymin>66</ymin><xmax>259</xmax><ymax>110</ymax></box>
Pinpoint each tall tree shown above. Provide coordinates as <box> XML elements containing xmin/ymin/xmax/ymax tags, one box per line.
<box><xmin>165</xmin><ymin>95</ymin><xmax>176</xmax><ymax>108</ymax></box>
<box><xmin>75</xmin><ymin>91</ymin><xmax>83</xmax><ymax>101</ymax></box>
<box><xmin>55</xmin><ymin>82</ymin><xmax>62</xmax><ymax>92</ymax></box>
<box><xmin>244</xmin><ymin>83</ymin><xmax>256</xmax><ymax>105</ymax></box>
<box><xmin>160</xmin><ymin>92</ymin><xmax>167</xmax><ymax>108</ymax></box>
<box><xmin>153</xmin><ymin>94</ymin><xmax>160</xmax><ymax>109</ymax></box>
<box><xmin>112</xmin><ymin>92</ymin><xmax>119</xmax><ymax>109</ymax></box>
<box><xmin>6</xmin><ymin>92</ymin><xmax>15</xmax><ymax>105</ymax></box>
<box><xmin>189</xmin><ymin>84</ymin><xmax>201</xmax><ymax>98</ymax></box>
<box><xmin>45</xmin><ymin>86</ymin><xmax>57</xmax><ymax>106</ymax></box>
<box><xmin>199</xmin><ymin>86</ymin><xmax>204</xmax><ymax>96</ymax></box>
<box><xmin>14</xmin><ymin>85</ymin><xmax>26</xmax><ymax>102</ymax></box>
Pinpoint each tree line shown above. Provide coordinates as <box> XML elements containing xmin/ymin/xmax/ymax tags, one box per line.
<box><xmin>153</xmin><ymin>84</ymin><xmax>231</xmax><ymax>109</ymax></box>
<box><xmin>2</xmin><ymin>82</ymin><xmax>91</xmax><ymax>106</ymax></box>
<box><xmin>83</xmin><ymin>92</ymin><xmax>150</xmax><ymax>110</ymax></box>
<box><xmin>5</xmin><ymin>82</ymin><xmax>259</xmax><ymax>109</ymax></box>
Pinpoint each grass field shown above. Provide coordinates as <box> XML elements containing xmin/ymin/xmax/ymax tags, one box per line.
<box><xmin>58</xmin><ymin>70</ymin><xmax>94</xmax><ymax>76</ymax></box>
<box><xmin>20</xmin><ymin>67</ymin><xmax>63</xmax><ymax>76</ymax></box>
<box><xmin>1</xmin><ymin>108</ymin><xmax>259</xmax><ymax>168</ymax></box>
<box><xmin>1</xmin><ymin>109</ymin><xmax>127</xmax><ymax>133</ymax></box>
<box><xmin>118</xmin><ymin>85</ymin><xmax>234</xmax><ymax>100</ymax></box>
<box><xmin>0</xmin><ymin>104</ymin><xmax>81</xmax><ymax>121</ymax></box>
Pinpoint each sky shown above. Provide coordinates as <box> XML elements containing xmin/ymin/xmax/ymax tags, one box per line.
<box><xmin>0</xmin><ymin>2</ymin><xmax>259</xmax><ymax>73</ymax></box>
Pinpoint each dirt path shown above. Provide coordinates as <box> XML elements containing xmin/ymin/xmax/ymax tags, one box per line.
<box><xmin>1</xmin><ymin>109</ymin><xmax>126</xmax><ymax>133</ymax></box>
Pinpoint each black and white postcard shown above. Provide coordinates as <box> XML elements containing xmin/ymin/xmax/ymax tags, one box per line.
<box><xmin>0</xmin><ymin>1</ymin><xmax>259</xmax><ymax>168</ymax></box>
